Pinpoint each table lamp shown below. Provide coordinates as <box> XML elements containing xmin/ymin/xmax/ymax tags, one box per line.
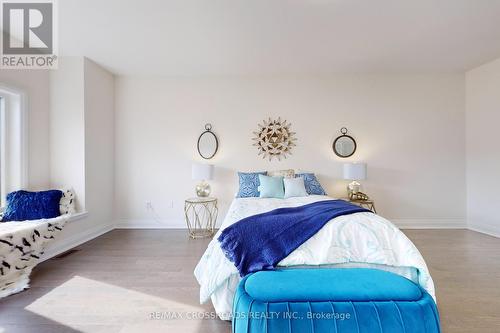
<box><xmin>343</xmin><ymin>163</ymin><xmax>367</xmax><ymax>199</ymax></box>
<box><xmin>192</xmin><ymin>163</ymin><xmax>214</xmax><ymax>197</ymax></box>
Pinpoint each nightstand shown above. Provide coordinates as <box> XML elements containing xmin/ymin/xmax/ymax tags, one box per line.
<box><xmin>184</xmin><ymin>197</ymin><xmax>218</xmax><ymax>239</ymax></box>
<box><xmin>343</xmin><ymin>198</ymin><xmax>377</xmax><ymax>213</ymax></box>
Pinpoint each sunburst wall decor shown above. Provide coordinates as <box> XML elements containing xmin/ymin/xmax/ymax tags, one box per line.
<box><xmin>252</xmin><ymin>117</ymin><xmax>297</xmax><ymax>161</ymax></box>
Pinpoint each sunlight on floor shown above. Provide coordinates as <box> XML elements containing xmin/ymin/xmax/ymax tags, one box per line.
<box><xmin>24</xmin><ymin>276</ymin><xmax>207</xmax><ymax>332</ymax></box>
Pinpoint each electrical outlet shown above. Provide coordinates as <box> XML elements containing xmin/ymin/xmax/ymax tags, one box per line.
<box><xmin>170</xmin><ymin>200</ymin><xmax>174</xmax><ymax>209</ymax></box>
<box><xmin>146</xmin><ymin>201</ymin><xmax>152</xmax><ymax>210</ymax></box>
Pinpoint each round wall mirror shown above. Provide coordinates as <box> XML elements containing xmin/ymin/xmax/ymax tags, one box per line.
<box><xmin>197</xmin><ymin>124</ymin><xmax>219</xmax><ymax>159</ymax></box>
<box><xmin>333</xmin><ymin>127</ymin><xmax>357</xmax><ymax>158</ymax></box>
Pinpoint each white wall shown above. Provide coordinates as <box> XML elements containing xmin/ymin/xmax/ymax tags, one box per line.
<box><xmin>49</xmin><ymin>57</ymin><xmax>86</xmax><ymax>210</ymax></box>
<box><xmin>46</xmin><ymin>57</ymin><xmax>115</xmax><ymax>257</ymax></box>
<box><xmin>466</xmin><ymin>57</ymin><xmax>500</xmax><ymax>237</ymax></box>
<box><xmin>83</xmin><ymin>58</ymin><xmax>115</xmax><ymax>228</ymax></box>
<box><xmin>115</xmin><ymin>74</ymin><xmax>466</xmax><ymax>228</ymax></box>
<box><xmin>0</xmin><ymin>70</ymin><xmax>50</xmax><ymax>190</ymax></box>
<box><xmin>9</xmin><ymin>62</ymin><xmax>498</xmax><ymax>240</ymax></box>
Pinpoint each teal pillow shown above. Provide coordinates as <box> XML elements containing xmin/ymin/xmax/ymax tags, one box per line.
<box><xmin>258</xmin><ymin>175</ymin><xmax>284</xmax><ymax>199</ymax></box>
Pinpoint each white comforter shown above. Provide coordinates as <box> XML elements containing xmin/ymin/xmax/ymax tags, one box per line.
<box><xmin>194</xmin><ymin>195</ymin><xmax>435</xmax><ymax>320</ymax></box>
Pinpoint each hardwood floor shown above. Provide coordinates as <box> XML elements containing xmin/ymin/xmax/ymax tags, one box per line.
<box><xmin>0</xmin><ymin>229</ymin><xmax>499</xmax><ymax>332</ymax></box>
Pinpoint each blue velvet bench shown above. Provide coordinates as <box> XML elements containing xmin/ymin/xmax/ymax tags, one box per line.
<box><xmin>233</xmin><ymin>268</ymin><xmax>440</xmax><ymax>333</ymax></box>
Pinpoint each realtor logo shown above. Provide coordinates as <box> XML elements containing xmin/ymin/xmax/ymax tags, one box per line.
<box><xmin>1</xmin><ymin>0</ymin><xmax>58</xmax><ymax>68</ymax></box>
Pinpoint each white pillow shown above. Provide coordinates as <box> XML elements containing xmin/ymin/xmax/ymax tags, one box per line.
<box><xmin>283</xmin><ymin>177</ymin><xmax>308</xmax><ymax>199</ymax></box>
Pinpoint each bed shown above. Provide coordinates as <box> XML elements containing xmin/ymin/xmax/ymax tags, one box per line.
<box><xmin>194</xmin><ymin>195</ymin><xmax>435</xmax><ymax>320</ymax></box>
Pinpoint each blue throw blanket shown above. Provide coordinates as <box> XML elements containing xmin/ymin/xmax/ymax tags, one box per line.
<box><xmin>218</xmin><ymin>200</ymin><xmax>371</xmax><ymax>276</ymax></box>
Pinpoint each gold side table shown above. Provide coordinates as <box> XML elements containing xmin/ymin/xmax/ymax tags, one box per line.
<box><xmin>342</xmin><ymin>198</ymin><xmax>377</xmax><ymax>213</ymax></box>
<box><xmin>184</xmin><ymin>197</ymin><xmax>218</xmax><ymax>239</ymax></box>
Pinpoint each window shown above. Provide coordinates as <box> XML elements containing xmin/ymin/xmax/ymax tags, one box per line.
<box><xmin>0</xmin><ymin>86</ymin><xmax>27</xmax><ymax>207</ymax></box>
<box><xmin>0</xmin><ymin>96</ymin><xmax>4</xmax><ymax>206</ymax></box>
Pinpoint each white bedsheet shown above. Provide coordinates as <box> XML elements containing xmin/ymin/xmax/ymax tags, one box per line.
<box><xmin>194</xmin><ymin>195</ymin><xmax>435</xmax><ymax>319</ymax></box>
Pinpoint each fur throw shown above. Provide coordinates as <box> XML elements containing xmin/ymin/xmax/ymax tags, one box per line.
<box><xmin>0</xmin><ymin>215</ymin><xmax>67</xmax><ymax>298</ymax></box>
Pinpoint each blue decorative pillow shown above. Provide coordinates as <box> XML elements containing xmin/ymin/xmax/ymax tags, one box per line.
<box><xmin>258</xmin><ymin>175</ymin><xmax>285</xmax><ymax>199</ymax></box>
<box><xmin>1</xmin><ymin>190</ymin><xmax>63</xmax><ymax>222</ymax></box>
<box><xmin>237</xmin><ymin>172</ymin><xmax>267</xmax><ymax>198</ymax></box>
<box><xmin>296</xmin><ymin>173</ymin><xmax>327</xmax><ymax>195</ymax></box>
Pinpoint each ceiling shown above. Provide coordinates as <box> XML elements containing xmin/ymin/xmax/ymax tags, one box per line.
<box><xmin>59</xmin><ymin>0</ymin><xmax>500</xmax><ymax>76</ymax></box>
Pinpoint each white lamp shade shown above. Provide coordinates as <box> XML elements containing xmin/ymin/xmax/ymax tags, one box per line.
<box><xmin>343</xmin><ymin>163</ymin><xmax>367</xmax><ymax>181</ymax></box>
<box><xmin>192</xmin><ymin>163</ymin><xmax>214</xmax><ymax>181</ymax></box>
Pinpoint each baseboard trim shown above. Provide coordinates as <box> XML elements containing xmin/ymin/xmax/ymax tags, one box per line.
<box><xmin>115</xmin><ymin>218</ymin><xmax>466</xmax><ymax>230</ymax></box>
<box><xmin>468</xmin><ymin>224</ymin><xmax>500</xmax><ymax>238</ymax></box>
<box><xmin>37</xmin><ymin>216</ymin><xmax>495</xmax><ymax>260</ymax></box>
<box><xmin>41</xmin><ymin>222</ymin><xmax>114</xmax><ymax>262</ymax></box>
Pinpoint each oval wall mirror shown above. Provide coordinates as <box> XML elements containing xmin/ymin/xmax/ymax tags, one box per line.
<box><xmin>333</xmin><ymin>127</ymin><xmax>357</xmax><ymax>158</ymax></box>
<box><xmin>197</xmin><ymin>124</ymin><xmax>219</xmax><ymax>159</ymax></box>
